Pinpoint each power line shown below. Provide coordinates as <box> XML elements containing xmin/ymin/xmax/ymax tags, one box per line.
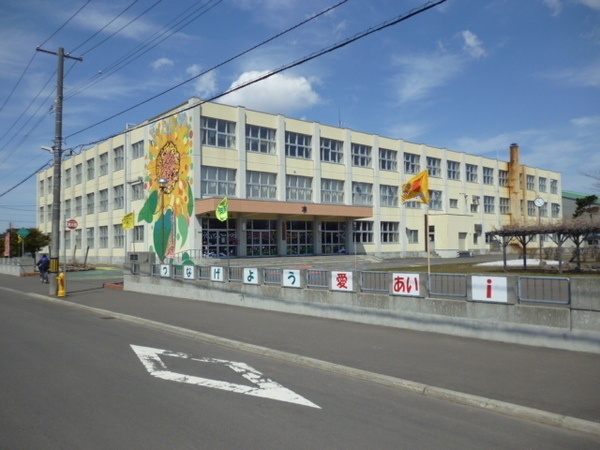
<box><xmin>66</xmin><ymin>0</ymin><xmax>445</xmax><ymax>141</ymax></box>
<box><xmin>0</xmin><ymin>161</ymin><xmax>52</xmax><ymax>199</ymax></box>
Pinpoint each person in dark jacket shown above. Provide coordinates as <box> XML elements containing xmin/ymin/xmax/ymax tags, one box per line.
<box><xmin>37</xmin><ymin>254</ymin><xmax>50</xmax><ymax>283</ymax></box>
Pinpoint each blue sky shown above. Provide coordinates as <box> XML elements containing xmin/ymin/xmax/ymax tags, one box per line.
<box><xmin>1</xmin><ymin>0</ymin><xmax>599</xmax><ymax>231</ymax></box>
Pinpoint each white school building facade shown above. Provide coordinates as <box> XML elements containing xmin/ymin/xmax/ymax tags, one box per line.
<box><xmin>36</xmin><ymin>98</ymin><xmax>562</xmax><ymax>265</ymax></box>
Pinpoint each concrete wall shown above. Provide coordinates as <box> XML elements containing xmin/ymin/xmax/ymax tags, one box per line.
<box><xmin>124</xmin><ymin>266</ymin><xmax>600</xmax><ymax>354</ymax></box>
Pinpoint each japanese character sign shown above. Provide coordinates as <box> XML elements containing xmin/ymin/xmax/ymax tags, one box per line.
<box><xmin>392</xmin><ymin>273</ymin><xmax>420</xmax><ymax>296</ymax></box>
<box><xmin>160</xmin><ymin>264</ymin><xmax>171</xmax><ymax>278</ymax></box>
<box><xmin>331</xmin><ymin>271</ymin><xmax>353</xmax><ymax>292</ymax></box>
<box><xmin>183</xmin><ymin>265</ymin><xmax>195</xmax><ymax>280</ymax></box>
<box><xmin>243</xmin><ymin>268</ymin><xmax>259</xmax><ymax>285</ymax></box>
<box><xmin>211</xmin><ymin>266</ymin><xmax>225</xmax><ymax>282</ymax></box>
<box><xmin>283</xmin><ymin>269</ymin><xmax>301</xmax><ymax>288</ymax></box>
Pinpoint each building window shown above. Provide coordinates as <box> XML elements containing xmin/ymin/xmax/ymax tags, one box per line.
<box><xmin>86</xmin><ymin>159</ymin><xmax>95</xmax><ymax>180</ymax></box>
<box><xmin>405</xmin><ymin>200</ymin><xmax>420</xmax><ymax>209</ymax></box>
<box><xmin>64</xmin><ymin>168</ymin><xmax>71</xmax><ymax>188</ymax></box>
<box><xmin>131</xmin><ymin>183</ymin><xmax>145</xmax><ymax>200</ymax></box>
<box><xmin>285</xmin><ymin>132</ymin><xmax>311</xmax><ymax>159</ymax></box>
<box><xmin>541</xmin><ymin>203</ymin><xmax>548</xmax><ymax>217</ymax></box>
<box><xmin>406</xmin><ymin>228</ymin><xmax>419</xmax><ymax>244</ymax></box>
<box><xmin>39</xmin><ymin>206</ymin><xmax>44</xmax><ymax>224</ymax></box>
<box><xmin>133</xmin><ymin>225</ymin><xmax>144</xmax><ymax>242</ymax></box>
<box><xmin>466</xmin><ymin>164</ymin><xmax>478</xmax><ymax>183</ymax></box>
<box><xmin>246</xmin><ymin>219</ymin><xmax>278</xmax><ymax>257</ymax></box>
<box><xmin>39</xmin><ymin>179</ymin><xmax>44</xmax><ymax>195</ymax></box>
<box><xmin>450</xmin><ymin>198</ymin><xmax>458</xmax><ymax>209</ymax></box>
<box><xmin>75</xmin><ymin>164</ymin><xmax>82</xmax><ymax>184</ymax></box>
<box><xmin>246</xmin><ymin>125</ymin><xmax>276</xmax><ymax>154</ymax></box>
<box><xmin>483</xmin><ymin>167</ymin><xmax>494</xmax><ymax>185</ymax></box>
<box><xmin>132</xmin><ymin>141</ymin><xmax>145</xmax><ymax>159</ymax></box>
<box><xmin>353</xmin><ymin>221</ymin><xmax>373</xmax><ymax>243</ymax></box>
<box><xmin>86</xmin><ymin>227</ymin><xmax>94</xmax><ymax>248</ymax></box>
<box><xmin>429</xmin><ymin>190</ymin><xmax>442</xmax><ymax>210</ymax></box>
<box><xmin>286</xmin><ymin>175</ymin><xmax>312</xmax><ymax>202</ymax></box>
<box><xmin>404</xmin><ymin>153</ymin><xmax>420</xmax><ymax>174</ymax></box>
<box><xmin>484</xmin><ymin>196</ymin><xmax>495</xmax><ymax>214</ymax></box>
<box><xmin>86</xmin><ymin>193</ymin><xmax>95</xmax><ymax>215</ymax></box>
<box><xmin>247</xmin><ymin>171</ymin><xmax>276</xmax><ymax>199</ymax></box>
<box><xmin>527</xmin><ymin>200</ymin><xmax>536</xmax><ymax>216</ymax></box>
<box><xmin>201</xmin><ymin>117</ymin><xmax>236</xmax><ymax>149</ymax></box>
<box><xmin>552</xmin><ymin>203</ymin><xmax>560</xmax><ymax>218</ymax></box>
<box><xmin>75</xmin><ymin>229</ymin><xmax>82</xmax><ymax>248</ymax></box>
<box><xmin>113</xmin><ymin>224</ymin><xmax>124</xmax><ymax>247</ymax></box>
<box><xmin>380</xmin><ymin>184</ymin><xmax>398</xmax><ymax>207</ymax></box>
<box><xmin>471</xmin><ymin>196</ymin><xmax>480</xmax><ymax>213</ymax></box>
<box><xmin>499</xmin><ymin>197</ymin><xmax>509</xmax><ymax>214</ymax></box>
<box><xmin>351</xmin><ymin>143</ymin><xmax>371</xmax><ymax>167</ymax></box>
<box><xmin>527</xmin><ymin>175</ymin><xmax>535</xmax><ymax>190</ymax></box>
<box><xmin>99</xmin><ymin>153</ymin><xmax>108</xmax><ymax>176</ymax></box>
<box><xmin>447</xmin><ymin>160</ymin><xmax>460</xmax><ymax>180</ymax></box>
<box><xmin>75</xmin><ymin>196</ymin><xmax>82</xmax><ymax>216</ymax></box>
<box><xmin>499</xmin><ymin>170</ymin><xmax>509</xmax><ymax>187</ymax></box>
<box><xmin>379</xmin><ymin>148</ymin><xmax>397</xmax><ymax>171</ymax></box>
<box><xmin>99</xmin><ymin>189</ymin><xmax>108</xmax><ymax>212</ymax></box>
<box><xmin>114</xmin><ymin>145</ymin><xmax>124</xmax><ymax>170</ymax></box>
<box><xmin>381</xmin><ymin>221</ymin><xmax>399</xmax><ymax>243</ymax></box>
<box><xmin>321</xmin><ymin>178</ymin><xmax>344</xmax><ymax>204</ymax></box>
<box><xmin>65</xmin><ymin>199</ymin><xmax>71</xmax><ymax>218</ymax></box>
<box><xmin>426</xmin><ymin>157</ymin><xmax>441</xmax><ymax>177</ymax></box>
<box><xmin>320</xmin><ymin>138</ymin><xmax>343</xmax><ymax>163</ymax></box>
<box><xmin>201</xmin><ymin>166</ymin><xmax>236</xmax><ymax>197</ymax></box>
<box><xmin>550</xmin><ymin>179</ymin><xmax>558</xmax><ymax>194</ymax></box>
<box><xmin>99</xmin><ymin>226</ymin><xmax>108</xmax><ymax>248</ymax></box>
<box><xmin>352</xmin><ymin>182</ymin><xmax>373</xmax><ymax>205</ymax></box>
<box><xmin>539</xmin><ymin>177</ymin><xmax>547</xmax><ymax>192</ymax></box>
<box><xmin>114</xmin><ymin>185</ymin><xmax>124</xmax><ymax>209</ymax></box>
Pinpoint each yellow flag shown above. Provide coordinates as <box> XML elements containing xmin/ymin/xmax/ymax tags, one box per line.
<box><xmin>401</xmin><ymin>170</ymin><xmax>430</xmax><ymax>204</ymax></box>
<box><xmin>122</xmin><ymin>212</ymin><xmax>135</xmax><ymax>230</ymax></box>
<box><xmin>17</xmin><ymin>235</ymin><xmax>23</xmax><ymax>243</ymax></box>
<box><xmin>216</xmin><ymin>197</ymin><xmax>228</xmax><ymax>222</ymax></box>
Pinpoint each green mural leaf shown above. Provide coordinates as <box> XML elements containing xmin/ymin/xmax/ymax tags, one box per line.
<box><xmin>182</xmin><ymin>259</ymin><xmax>195</xmax><ymax>266</ymax></box>
<box><xmin>138</xmin><ymin>190</ymin><xmax>159</xmax><ymax>223</ymax></box>
<box><xmin>187</xmin><ymin>183</ymin><xmax>194</xmax><ymax>217</ymax></box>
<box><xmin>178</xmin><ymin>214</ymin><xmax>189</xmax><ymax>247</ymax></box>
<box><xmin>153</xmin><ymin>209</ymin><xmax>172</xmax><ymax>261</ymax></box>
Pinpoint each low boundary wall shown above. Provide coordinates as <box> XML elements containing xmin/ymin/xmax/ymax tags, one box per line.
<box><xmin>124</xmin><ymin>262</ymin><xmax>600</xmax><ymax>354</ymax></box>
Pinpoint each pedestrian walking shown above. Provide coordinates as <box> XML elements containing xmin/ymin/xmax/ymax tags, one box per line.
<box><xmin>37</xmin><ymin>254</ymin><xmax>50</xmax><ymax>284</ymax></box>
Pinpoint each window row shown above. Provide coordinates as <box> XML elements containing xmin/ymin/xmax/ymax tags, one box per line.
<box><xmin>62</xmin><ymin>224</ymin><xmax>145</xmax><ymax>250</ymax></box>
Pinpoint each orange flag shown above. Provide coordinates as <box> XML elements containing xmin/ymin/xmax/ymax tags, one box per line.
<box><xmin>401</xmin><ymin>170</ymin><xmax>430</xmax><ymax>204</ymax></box>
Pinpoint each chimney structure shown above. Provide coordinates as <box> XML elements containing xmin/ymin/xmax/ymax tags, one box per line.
<box><xmin>508</xmin><ymin>143</ymin><xmax>523</xmax><ymax>224</ymax></box>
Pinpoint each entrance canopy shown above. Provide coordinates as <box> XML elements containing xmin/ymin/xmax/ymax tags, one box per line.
<box><xmin>195</xmin><ymin>198</ymin><xmax>372</xmax><ymax>220</ymax></box>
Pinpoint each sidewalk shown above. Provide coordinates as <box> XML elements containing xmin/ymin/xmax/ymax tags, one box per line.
<box><xmin>1</xmin><ymin>271</ymin><xmax>599</xmax><ymax>432</ymax></box>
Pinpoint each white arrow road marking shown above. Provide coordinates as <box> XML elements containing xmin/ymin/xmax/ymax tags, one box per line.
<box><xmin>130</xmin><ymin>345</ymin><xmax>320</xmax><ymax>409</ymax></box>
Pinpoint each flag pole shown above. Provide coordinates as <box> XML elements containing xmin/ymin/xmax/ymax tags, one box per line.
<box><xmin>426</xmin><ymin>206</ymin><xmax>431</xmax><ymax>278</ymax></box>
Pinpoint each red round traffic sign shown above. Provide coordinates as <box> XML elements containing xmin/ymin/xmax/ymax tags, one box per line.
<box><xmin>66</xmin><ymin>219</ymin><xmax>78</xmax><ymax>230</ymax></box>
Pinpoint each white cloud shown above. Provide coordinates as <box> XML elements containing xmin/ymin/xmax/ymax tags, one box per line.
<box><xmin>543</xmin><ymin>59</ymin><xmax>600</xmax><ymax>88</ymax></box>
<box><xmin>218</xmin><ymin>71</ymin><xmax>321</xmax><ymax>114</ymax></box>
<box><xmin>575</xmin><ymin>0</ymin><xmax>600</xmax><ymax>11</ymax></box>
<box><xmin>571</xmin><ymin>115</ymin><xmax>600</xmax><ymax>127</ymax></box>
<box><xmin>542</xmin><ymin>0</ymin><xmax>562</xmax><ymax>16</ymax></box>
<box><xmin>392</xmin><ymin>53</ymin><xmax>464</xmax><ymax>103</ymax></box>
<box><xmin>151</xmin><ymin>58</ymin><xmax>174</xmax><ymax>70</ymax></box>
<box><xmin>461</xmin><ymin>31</ymin><xmax>487</xmax><ymax>59</ymax></box>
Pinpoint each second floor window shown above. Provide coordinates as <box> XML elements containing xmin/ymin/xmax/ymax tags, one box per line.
<box><xmin>247</xmin><ymin>171</ymin><xmax>276</xmax><ymax>199</ymax></box>
<box><xmin>320</xmin><ymin>138</ymin><xmax>343</xmax><ymax>163</ymax></box>
<box><xmin>352</xmin><ymin>182</ymin><xmax>373</xmax><ymax>205</ymax></box>
<box><xmin>201</xmin><ymin>117</ymin><xmax>236</xmax><ymax>149</ymax></box>
<box><xmin>352</xmin><ymin>144</ymin><xmax>371</xmax><ymax>167</ymax></box>
<box><xmin>379</xmin><ymin>148</ymin><xmax>397</xmax><ymax>171</ymax></box>
<box><xmin>246</xmin><ymin>125</ymin><xmax>275</xmax><ymax>154</ymax></box>
<box><xmin>380</xmin><ymin>185</ymin><xmax>398</xmax><ymax>207</ymax></box>
<box><xmin>285</xmin><ymin>132</ymin><xmax>312</xmax><ymax>159</ymax></box>
<box><xmin>286</xmin><ymin>175</ymin><xmax>312</xmax><ymax>202</ymax></box>
<box><xmin>201</xmin><ymin>166</ymin><xmax>236</xmax><ymax>197</ymax></box>
<box><xmin>114</xmin><ymin>185</ymin><xmax>124</xmax><ymax>209</ymax></box>
<box><xmin>321</xmin><ymin>178</ymin><xmax>344</xmax><ymax>204</ymax></box>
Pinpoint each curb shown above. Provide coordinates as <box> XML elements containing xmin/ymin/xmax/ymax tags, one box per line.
<box><xmin>5</xmin><ymin>286</ymin><xmax>600</xmax><ymax>438</ymax></box>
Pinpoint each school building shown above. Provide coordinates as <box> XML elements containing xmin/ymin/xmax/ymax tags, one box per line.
<box><xmin>36</xmin><ymin>98</ymin><xmax>563</xmax><ymax>264</ymax></box>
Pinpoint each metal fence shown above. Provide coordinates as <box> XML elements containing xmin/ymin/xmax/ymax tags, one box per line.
<box><xmin>518</xmin><ymin>276</ymin><xmax>571</xmax><ymax>305</ymax></box>
<box><xmin>429</xmin><ymin>273</ymin><xmax>467</xmax><ymax>298</ymax></box>
<box><xmin>228</xmin><ymin>266</ymin><xmax>243</xmax><ymax>282</ymax></box>
<box><xmin>306</xmin><ymin>269</ymin><xmax>329</xmax><ymax>289</ymax></box>
<box><xmin>263</xmin><ymin>268</ymin><xmax>282</xmax><ymax>285</ymax></box>
<box><xmin>360</xmin><ymin>271</ymin><xmax>389</xmax><ymax>293</ymax></box>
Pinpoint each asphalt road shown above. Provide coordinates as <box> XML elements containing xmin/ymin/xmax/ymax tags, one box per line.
<box><xmin>1</xmin><ymin>287</ymin><xmax>599</xmax><ymax>449</ymax></box>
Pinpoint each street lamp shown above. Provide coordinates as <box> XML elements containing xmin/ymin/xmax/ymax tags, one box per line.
<box><xmin>534</xmin><ymin>197</ymin><xmax>545</xmax><ymax>265</ymax></box>
<box><xmin>158</xmin><ymin>178</ymin><xmax>168</xmax><ymax>262</ymax></box>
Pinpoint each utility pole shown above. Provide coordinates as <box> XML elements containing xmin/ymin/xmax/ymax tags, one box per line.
<box><xmin>37</xmin><ymin>47</ymin><xmax>82</xmax><ymax>295</ymax></box>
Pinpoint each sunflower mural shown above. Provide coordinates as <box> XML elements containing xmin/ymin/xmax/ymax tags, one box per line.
<box><xmin>138</xmin><ymin>113</ymin><xmax>194</xmax><ymax>263</ymax></box>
